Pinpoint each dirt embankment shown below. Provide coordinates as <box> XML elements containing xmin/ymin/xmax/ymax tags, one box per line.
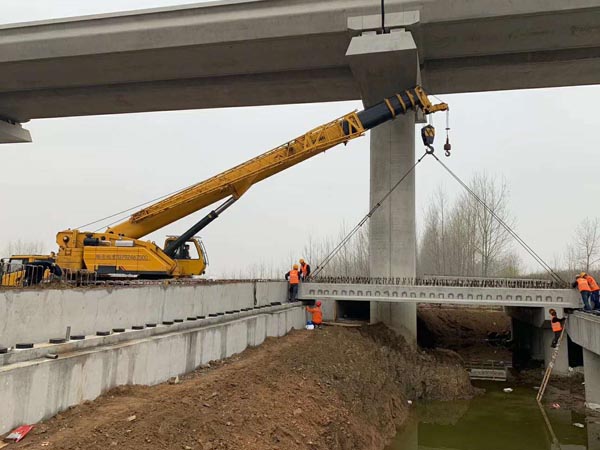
<box><xmin>11</xmin><ymin>325</ymin><xmax>474</xmax><ymax>450</ymax></box>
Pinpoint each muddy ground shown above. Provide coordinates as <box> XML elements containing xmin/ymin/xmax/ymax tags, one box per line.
<box><xmin>8</xmin><ymin>325</ymin><xmax>474</xmax><ymax>450</ymax></box>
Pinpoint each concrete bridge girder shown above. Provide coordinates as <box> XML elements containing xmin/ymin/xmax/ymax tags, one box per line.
<box><xmin>299</xmin><ymin>283</ymin><xmax>581</xmax><ymax>309</ymax></box>
<box><xmin>1</xmin><ymin>0</ymin><xmax>600</xmax><ymax>142</ymax></box>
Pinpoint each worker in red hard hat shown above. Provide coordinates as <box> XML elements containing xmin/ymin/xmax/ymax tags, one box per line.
<box><xmin>285</xmin><ymin>264</ymin><xmax>301</xmax><ymax>303</ymax></box>
<box><xmin>306</xmin><ymin>300</ymin><xmax>323</xmax><ymax>328</ymax></box>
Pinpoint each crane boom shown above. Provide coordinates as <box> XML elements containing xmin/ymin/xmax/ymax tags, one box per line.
<box><xmin>47</xmin><ymin>86</ymin><xmax>447</xmax><ymax>281</ymax></box>
<box><xmin>107</xmin><ymin>86</ymin><xmax>447</xmax><ymax>240</ymax></box>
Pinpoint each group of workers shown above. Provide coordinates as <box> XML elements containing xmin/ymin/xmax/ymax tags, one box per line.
<box><xmin>549</xmin><ymin>272</ymin><xmax>600</xmax><ymax>349</ymax></box>
<box><xmin>284</xmin><ymin>258</ymin><xmax>311</xmax><ymax>302</ymax></box>
<box><xmin>573</xmin><ymin>272</ymin><xmax>600</xmax><ymax>311</ymax></box>
<box><xmin>283</xmin><ymin>259</ymin><xmax>323</xmax><ymax>328</ymax></box>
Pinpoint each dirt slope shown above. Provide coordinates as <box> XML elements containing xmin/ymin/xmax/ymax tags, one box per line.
<box><xmin>10</xmin><ymin>325</ymin><xmax>474</xmax><ymax>450</ymax></box>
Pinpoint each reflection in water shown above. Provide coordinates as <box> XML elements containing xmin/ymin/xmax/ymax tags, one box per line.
<box><xmin>387</xmin><ymin>383</ymin><xmax>588</xmax><ymax>450</ymax></box>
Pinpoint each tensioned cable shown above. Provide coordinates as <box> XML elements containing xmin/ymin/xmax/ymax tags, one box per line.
<box><xmin>430</xmin><ymin>152</ymin><xmax>568</xmax><ymax>286</ymax></box>
<box><xmin>75</xmin><ymin>184</ymin><xmax>193</xmax><ymax>231</ymax></box>
<box><xmin>312</xmin><ymin>151</ymin><xmax>429</xmax><ymax>278</ymax></box>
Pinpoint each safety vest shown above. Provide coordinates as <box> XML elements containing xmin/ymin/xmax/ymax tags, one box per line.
<box><xmin>551</xmin><ymin>319</ymin><xmax>563</xmax><ymax>332</ymax></box>
<box><xmin>576</xmin><ymin>277</ymin><xmax>592</xmax><ymax>292</ymax></box>
<box><xmin>301</xmin><ymin>263</ymin><xmax>308</xmax><ymax>277</ymax></box>
<box><xmin>586</xmin><ymin>275</ymin><xmax>600</xmax><ymax>291</ymax></box>
<box><xmin>288</xmin><ymin>270</ymin><xmax>300</xmax><ymax>284</ymax></box>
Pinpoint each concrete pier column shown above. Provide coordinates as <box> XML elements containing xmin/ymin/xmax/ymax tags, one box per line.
<box><xmin>583</xmin><ymin>348</ymin><xmax>600</xmax><ymax>410</ymax></box>
<box><xmin>369</xmin><ymin>115</ymin><xmax>417</xmax><ymax>339</ymax></box>
<box><xmin>542</xmin><ymin>328</ymin><xmax>569</xmax><ymax>376</ymax></box>
<box><xmin>508</xmin><ymin>307</ymin><xmax>569</xmax><ymax>375</ymax></box>
<box><xmin>346</xmin><ymin>30</ymin><xmax>420</xmax><ymax>342</ymax></box>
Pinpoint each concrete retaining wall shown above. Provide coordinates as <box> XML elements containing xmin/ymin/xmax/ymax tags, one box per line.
<box><xmin>0</xmin><ymin>306</ymin><xmax>304</xmax><ymax>434</ymax></box>
<box><xmin>0</xmin><ymin>281</ymin><xmax>288</xmax><ymax>347</ymax></box>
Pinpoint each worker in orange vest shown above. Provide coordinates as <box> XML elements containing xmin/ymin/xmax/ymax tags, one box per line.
<box><xmin>299</xmin><ymin>258</ymin><xmax>311</xmax><ymax>281</ymax></box>
<box><xmin>549</xmin><ymin>308</ymin><xmax>565</xmax><ymax>348</ymax></box>
<box><xmin>584</xmin><ymin>273</ymin><xmax>600</xmax><ymax>310</ymax></box>
<box><xmin>306</xmin><ymin>300</ymin><xmax>323</xmax><ymax>328</ymax></box>
<box><xmin>572</xmin><ymin>273</ymin><xmax>592</xmax><ymax>311</ymax></box>
<box><xmin>285</xmin><ymin>264</ymin><xmax>301</xmax><ymax>302</ymax></box>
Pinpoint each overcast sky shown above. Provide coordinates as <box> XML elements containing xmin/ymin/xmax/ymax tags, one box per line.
<box><xmin>1</xmin><ymin>1</ymin><xmax>599</xmax><ymax>277</ymax></box>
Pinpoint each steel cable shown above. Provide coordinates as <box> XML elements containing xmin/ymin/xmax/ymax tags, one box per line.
<box><xmin>312</xmin><ymin>151</ymin><xmax>429</xmax><ymax>278</ymax></box>
<box><xmin>430</xmin><ymin>152</ymin><xmax>568</xmax><ymax>287</ymax></box>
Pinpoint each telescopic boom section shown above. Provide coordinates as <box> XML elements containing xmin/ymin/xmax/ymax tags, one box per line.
<box><xmin>107</xmin><ymin>86</ymin><xmax>447</xmax><ymax>240</ymax></box>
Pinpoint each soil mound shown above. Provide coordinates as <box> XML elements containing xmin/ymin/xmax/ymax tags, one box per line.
<box><xmin>10</xmin><ymin>325</ymin><xmax>474</xmax><ymax>450</ymax></box>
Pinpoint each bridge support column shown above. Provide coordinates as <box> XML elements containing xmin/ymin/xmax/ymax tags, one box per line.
<box><xmin>583</xmin><ymin>348</ymin><xmax>600</xmax><ymax>410</ymax></box>
<box><xmin>510</xmin><ymin>311</ymin><xmax>569</xmax><ymax>375</ymax></box>
<box><xmin>347</xmin><ymin>30</ymin><xmax>420</xmax><ymax>342</ymax></box>
<box><xmin>368</xmin><ymin>115</ymin><xmax>417</xmax><ymax>339</ymax></box>
<box><xmin>542</xmin><ymin>328</ymin><xmax>569</xmax><ymax>375</ymax></box>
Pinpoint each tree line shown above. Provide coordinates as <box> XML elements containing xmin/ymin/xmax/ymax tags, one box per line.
<box><xmin>4</xmin><ymin>174</ymin><xmax>600</xmax><ymax>280</ymax></box>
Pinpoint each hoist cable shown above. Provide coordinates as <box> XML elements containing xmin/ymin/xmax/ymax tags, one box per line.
<box><xmin>75</xmin><ymin>184</ymin><xmax>194</xmax><ymax>231</ymax></box>
<box><xmin>312</xmin><ymin>151</ymin><xmax>429</xmax><ymax>278</ymax></box>
<box><xmin>430</xmin><ymin>153</ymin><xmax>568</xmax><ymax>286</ymax></box>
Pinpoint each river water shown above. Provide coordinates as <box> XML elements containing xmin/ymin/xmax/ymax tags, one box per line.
<box><xmin>386</xmin><ymin>382</ymin><xmax>594</xmax><ymax>450</ymax></box>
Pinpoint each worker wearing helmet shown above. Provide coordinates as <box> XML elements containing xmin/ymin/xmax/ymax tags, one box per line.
<box><xmin>584</xmin><ymin>273</ymin><xmax>600</xmax><ymax>310</ymax></box>
<box><xmin>285</xmin><ymin>264</ymin><xmax>301</xmax><ymax>302</ymax></box>
<box><xmin>548</xmin><ymin>308</ymin><xmax>566</xmax><ymax>348</ymax></box>
<box><xmin>299</xmin><ymin>258</ymin><xmax>311</xmax><ymax>281</ymax></box>
<box><xmin>572</xmin><ymin>273</ymin><xmax>592</xmax><ymax>311</ymax></box>
<box><xmin>306</xmin><ymin>300</ymin><xmax>323</xmax><ymax>328</ymax></box>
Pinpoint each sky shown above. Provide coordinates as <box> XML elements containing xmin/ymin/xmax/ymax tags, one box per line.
<box><xmin>1</xmin><ymin>1</ymin><xmax>599</xmax><ymax>277</ymax></box>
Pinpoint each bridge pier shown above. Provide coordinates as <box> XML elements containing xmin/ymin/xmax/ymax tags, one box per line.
<box><xmin>508</xmin><ymin>308</ymin><xmax>569</xmax><ymax>376</ymax></box>
<box><xmin>583</xmin><ymin>348</ymin><xmax>600</xmax><ymax>410</ymax></box>
<box><xmin>347</xmin><ymin>30</ymin><xmax>420</xmax><ymax>341</ymax></box>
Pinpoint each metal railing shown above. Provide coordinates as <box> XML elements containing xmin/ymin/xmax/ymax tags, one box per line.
<box><xmin>309</xmin><ymin>275</ymin><xmax>558</xmax><ymax>289</ymax></box>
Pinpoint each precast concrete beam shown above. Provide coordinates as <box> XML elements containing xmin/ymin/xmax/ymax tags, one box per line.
<box><xmin>300</xmin><ymin>284</ymin><xmax>580</xmax><ymax>308</ymax></box>
<box><xmin>346</xmin><ymin>31</ymin><xmax>421</xmax><ymax>339</ymax></box>
<box><xmin>0</xmin><ymin>120</ymin><xmax>31</xmax><ymax>144</ymax></box>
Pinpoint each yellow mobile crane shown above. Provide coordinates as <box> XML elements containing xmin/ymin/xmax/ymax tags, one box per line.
<box><xmin>1</xmin><ymin>86</ymin><xmax>448</xmax><ymax>284</ymax></box>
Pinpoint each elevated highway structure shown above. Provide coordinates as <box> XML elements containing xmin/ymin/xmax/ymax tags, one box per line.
<box><xmin>1</xmin><ymin>0</ymin><xmax>600</xmax><ymax>139</ymax></box>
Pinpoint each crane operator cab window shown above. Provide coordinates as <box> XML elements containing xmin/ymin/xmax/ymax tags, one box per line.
<box><xmin>173</xmin><ymin>243</ymin><xmax>196</xmax><ymax>260</ymax></box>
<box><xmin>163</xmin><ymin>236</ymin><xmax>208</xmax><ymax>277</ymax></box>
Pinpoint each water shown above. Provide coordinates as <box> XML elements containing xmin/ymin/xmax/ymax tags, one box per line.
<box><xmin>387</xmin><ymin>382</ymin><xmax>591</xmax><ymax>450</ymax></box>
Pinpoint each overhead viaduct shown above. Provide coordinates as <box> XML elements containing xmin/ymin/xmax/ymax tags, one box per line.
<box><xmin>1</xmin><ymin>0</ymin><xmax>600</xmax><ymax>140</ymax></box>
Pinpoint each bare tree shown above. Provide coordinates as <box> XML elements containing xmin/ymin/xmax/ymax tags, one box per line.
<box><xmin>418</xmin><ymin>172</ymin><xmax>517</xmax><ymax>278</ymax></box>
<box><xmin>3</xmin><ymin>239</ymin><xmax>46</xmax><ymax>257</ymax></box>
<box><xmin>570</xmin><ymin>217</ymin><xmax>600</xmax><ymax>272</ymax></box>
<box><xmin>467</xmin><ymin>174</ymin><xmax>513</xmax><ymax>277</ymax></box>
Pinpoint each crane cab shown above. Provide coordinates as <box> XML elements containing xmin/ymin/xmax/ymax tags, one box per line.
<box><xmin>164</xmin><ymin>236</ymin><xmax>208</xmax><ymax>277</ymax></box>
